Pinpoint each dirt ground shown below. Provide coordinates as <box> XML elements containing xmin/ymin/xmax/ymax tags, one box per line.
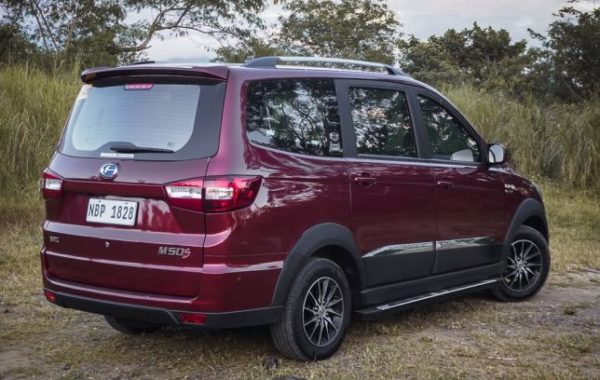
<box><xmin>1</xmin><ymin>270</ymin><xmax>599</xmax><ymax>380</ymax></box>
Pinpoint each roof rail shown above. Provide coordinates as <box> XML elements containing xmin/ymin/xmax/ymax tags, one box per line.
<box><xmin>243</xmin><ymin>56</ymin><xmax>406</xmax><ymax>76</ymax></box>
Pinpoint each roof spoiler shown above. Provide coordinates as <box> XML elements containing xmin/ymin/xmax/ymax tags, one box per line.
<box><xmin>80</xmin><ymin>64</ymin><xmax>229</xmax><ymax>83</ymax></box>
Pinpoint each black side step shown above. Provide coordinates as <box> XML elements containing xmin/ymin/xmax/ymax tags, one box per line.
<box><xmin>354</xmin><ymin>278</ymin><xmax>499</xmax><ymax>320</ymax></box>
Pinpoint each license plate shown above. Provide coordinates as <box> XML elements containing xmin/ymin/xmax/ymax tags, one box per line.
<box><xmin>86</xmin><ymin>198</ymin><xmax>138</xmax><ymax>226</ymax></box>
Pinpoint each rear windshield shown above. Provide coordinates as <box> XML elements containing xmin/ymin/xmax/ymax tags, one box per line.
<box><xmin>60</xmin><ymin>79</ymin><xmax>225</xmax><ymax>160</ymax></box>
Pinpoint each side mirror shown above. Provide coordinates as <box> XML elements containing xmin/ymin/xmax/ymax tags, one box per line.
<box><xmin>488</xmin><ymin>143</ymin><xmax>506</xmax><ymax>165</ymax></box>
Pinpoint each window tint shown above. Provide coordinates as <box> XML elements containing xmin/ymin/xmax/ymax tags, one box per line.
<box><xmin>349</xmin><ymin>87</ymin><xmax>417</xmax><ymax>157</ymax></box>
<box><xmin>60</xmin><ymin>81</ymin><xmax>226</xmax><ymax>160</ymax></box>
<box><xmin>246</xmin><ymin>79</ymin><xmax>342</xmax><ymax>157</ymax></box>
<box><xmin>418</xmin><ymin>96</ymin><xmax>481</xmax><ymax>162</ymax></box>
<box><xmin>70</xmin><ymin>84</ymin><xmax>198</xmax><ymax>152</ymax></box>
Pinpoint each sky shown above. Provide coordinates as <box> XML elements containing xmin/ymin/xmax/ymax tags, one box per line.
<box><xmin>145</xmin><ymin>0</ymin><xmax>571</xmax><ymax>62</ymax></box>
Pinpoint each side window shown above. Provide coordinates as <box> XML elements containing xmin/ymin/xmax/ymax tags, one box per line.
<box><xmin>418</xmin><ymin>95</ymin><xmax>481</xmax><ymax>162</ymax></box>
<box><xmin>349</xmin><ymin>87</ymin><xmax>417</xmax><ymax>157</ymax></box>
<box><xmin>246</xmin><ymin>79</ymin><xmax>342</xmax><ymax>157</ymax></box>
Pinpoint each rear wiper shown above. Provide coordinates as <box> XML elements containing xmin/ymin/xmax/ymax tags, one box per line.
<box><xmin>109</xmin><ymin>144</ymin><xmax>175</xmax><ymax>154</ymax></box>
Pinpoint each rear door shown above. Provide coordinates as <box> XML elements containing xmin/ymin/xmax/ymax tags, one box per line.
<box><xmin>412</xmin><ymin>89</ymin><xmax>506</xmax><ymax>274</ymax></box>
<box><xmin>337</xmin><ymin>80</ymin><xmax>436</xmax><ymax>287</ymax></box>
<box><xmin>42</xmin><ymin>76</ymin><xmax>226</xmax><ymax>297</ymax></box>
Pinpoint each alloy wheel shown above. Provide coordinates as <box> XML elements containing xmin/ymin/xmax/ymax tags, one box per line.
<box><xmin>302</xmin><ymin>276</ymin><xmax>344</xmax><ymax>347</ymax></box>
<box><xmin>503</xmin><ymin>239</ymin><xmax>543</xmax><ymax>291</ymax></box>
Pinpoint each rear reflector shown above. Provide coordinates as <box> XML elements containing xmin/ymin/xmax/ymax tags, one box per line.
<box><xmin>165</xmin><ymin>176</ymin><xmax>261</xmax><ymax>212</ymax></box>
<box><xmin>44</xmin><ymin>290</ymin><xmax>56</xmax><ymax>303</ymax></box>
<box><xmin>41</xmin><ymin>169</ymin><xmax>63</xmax><ymax>199</ymax></box>
<box><xmin>179</xmin><ymin>312</ymin><xmax>206</xmax><ymax>325</ymax></box>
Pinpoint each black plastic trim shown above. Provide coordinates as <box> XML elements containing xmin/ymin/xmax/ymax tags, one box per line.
<box><xmin>358</xmin><ymin>262</ymin><xmax>503</xmax><ymax>307</ymax></box>
<box><xmin>433</xmin><ymin>243</ymin><xmax>503</xmax><ymax>274</ymax></box>
<box><xmin>271</xmin><ymin>223</ymin><xmax>366</xmax><ymax>306</ymax></box>
<box><xmin>501</xmin><ymin>198</ymin><xmax>548</xmax><ymax>268</ymax></box>
<box><xmin>355</xmin><ymin>278</ymin><xmax>499</xmax><ymax>320</ymax></box>
<box><xmin>50</xmin><ymin>290</ymin><xmax>282</xmax><ymax>328</ymax></box>
<box><xmin>363</xmin><ymin>251</ymin><xmax>435</xmax><ymax>286</ymax></box>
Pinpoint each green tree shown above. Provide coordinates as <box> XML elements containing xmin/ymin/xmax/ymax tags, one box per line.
<box><xmin>399</xmin><ymin>23</ymin><xmax>533</xmax><ymax>91</ymax></box>
<box><xmin>215</xmin><ymin>36</ymin><xmax>285</xmax><ymax>63</ymax></box>
<box><xmin>0</xmin><ymin>22</ymin><xmax>39</xmax><ymax>64</ymax></box>
<box><xmin>215</xmin><ymin>0</ymin><xmax>401</xmax><ymax>64</ymax></box>
<box><xmin>279</xmin><ymin>0</ymin><xmax>400</xmax><ymax>63</ymax></box>
<box><xmin>529</xmin><ymin>0</ymin><xmax>600</xmax><ymax>100</ymax></box>
<box><xmin>0</xmin><ymin>0</ymin><xmax>274</xmax><ymax>66</ymax></box>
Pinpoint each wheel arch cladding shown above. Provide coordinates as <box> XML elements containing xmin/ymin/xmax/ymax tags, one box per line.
<box><xmin>502</xmin><ymin>198</ymin><xmax>549</xmax><ymax>268</ymax></box>
<box><xmin>271</xmin><ymin>223</ymin><xmax>366</xmax><ymax>306</ymax></box>
<box><xmin>522</xmin><ymin>214</ymin><xmax>548</xmax><ymax>242</ymax></box>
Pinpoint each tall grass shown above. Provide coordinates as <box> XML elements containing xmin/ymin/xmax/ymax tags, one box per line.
<box><xmin>446</xmin><ymin>86</ymin><xmax>600</xmax><ymax>189</ymax></box>
<box><xmin>0</xmin><ymin>64</ymin><xmax>80</xmax><ymax>197</ymax></box>
<box><xmin>0</xmin><ymin>65</ymin><xmax>598</xmax><ymax>206</ymax></box>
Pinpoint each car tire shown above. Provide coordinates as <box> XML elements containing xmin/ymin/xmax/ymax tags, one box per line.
<box><xmin>492</xmin><ymin>225</ymin><xmax>550</xmax><ymax>301</ymax></box>
<box><xmin>270</xmin><ymin>257</ymin><xmax>351</xmax><ymax>361</ymax></box>
<box><xmin>104</xmin><ymin>315</ymin><xmax>162</xmax><ymax>334</ymax></box>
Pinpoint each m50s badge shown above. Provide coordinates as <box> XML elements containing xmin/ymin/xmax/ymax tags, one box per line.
<box><xmin>158</xmin><ymin>246</ymin><xmax>191</xmax><ymax>259</ymax></box>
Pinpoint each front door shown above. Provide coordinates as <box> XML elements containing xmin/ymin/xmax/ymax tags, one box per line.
<box><xmin>338</xmin><ymin>81</ymin><xmax>437</xmax><ymax>287</ymax></box>
<box><xmin>414</xmin><ymin>91</ymin><xmax>506</xmax><ymax>274</ymax></box>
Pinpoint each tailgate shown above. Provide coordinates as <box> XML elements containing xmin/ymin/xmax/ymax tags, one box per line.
<box><xmin>41</xmin><ymin>75</ymin><xmax>225</xmax><ymax>298</ymax></box>
<box><xmin>43</xmin><ymin>155</ymin><xmax>209</xmax><ymax>297</ymax></box>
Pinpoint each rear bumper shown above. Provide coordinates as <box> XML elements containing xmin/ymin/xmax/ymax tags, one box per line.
<box><xmin>47</xmin><ymin>289</ymin><xmax>282</xmax><ymax>328</ymax></box>
<box><xmin>41</xmin><ymin>243</ymin><xmax>283</xmax><ymax>313</ymax></box>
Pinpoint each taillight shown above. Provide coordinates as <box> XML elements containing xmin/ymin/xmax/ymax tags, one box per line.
<box><xmin>165</xmin><ymin>176</ymin><xmax>261</xmax><ymax>212</ymax></box>
<box><xmin>165</xmin><ymin>178</ymin><xmax>204</xmax><ymax>211</ymax></box>
<box><xmin>203</xmin><ymin>176</ymin><xmax>262</xmax><ymax>212</ymax></box>
<box><xmin>41</xmin><ymin>169</ymin><xmax>63</xmax><ymax>199</ymax></box>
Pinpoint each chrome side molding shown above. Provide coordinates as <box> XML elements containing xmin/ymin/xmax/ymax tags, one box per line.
<box><xmin>363</xmin><ymin>241</ymin><xmax>434</xmax><ymax>258</ymax></box>
<box><xmin>363</xmin><ymin>236</ymin><xmax>498</xmax><ymax>259</ymax></box>
<box><xmin>436</xmin><ymin>236</ymin><xmax>498</xmax><ymax>251</ymax></box>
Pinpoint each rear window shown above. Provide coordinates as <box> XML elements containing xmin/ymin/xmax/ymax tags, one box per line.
<box><xmin>60</xmin><ymin>79</ymin><xmax>225</xmax><ymax>160</ymax></box>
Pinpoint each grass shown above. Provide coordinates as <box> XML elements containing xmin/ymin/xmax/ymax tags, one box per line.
<box><xmin>0</xmin><ymin>64</ymin><xmax>80</xmax><ymax>198</ymax></box>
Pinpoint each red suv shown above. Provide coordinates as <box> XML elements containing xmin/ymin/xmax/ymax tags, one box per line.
<box><xmin>41</xmin><ymin>56</ymin><xmax>550</xmax><ymax>361</ymax></box>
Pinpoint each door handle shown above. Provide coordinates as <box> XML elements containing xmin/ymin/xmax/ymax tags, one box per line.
<box><xmin>436</xmin><ymin>180</ymin><xmax>453</xmax><ymax>190</ymax></box>
<box><xmin>353</xmin><ymin>174</ymin><xmax>376</xmax><ymax>187</ymax></box>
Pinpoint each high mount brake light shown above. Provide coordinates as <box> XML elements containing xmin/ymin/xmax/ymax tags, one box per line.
<box><xmin>125</xmin><ymin>83</ymin><xmax>154</xmax><ymax>90</ymax></box>
<box><xmin>41</xmin><ymin>170</ymin><xmax>63</xmax><ymax>199</ymax></box>
<box><xmin>165</xmin><ymin>176</ymin><xmax>262</xmax><ymax>212</ymax></box>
